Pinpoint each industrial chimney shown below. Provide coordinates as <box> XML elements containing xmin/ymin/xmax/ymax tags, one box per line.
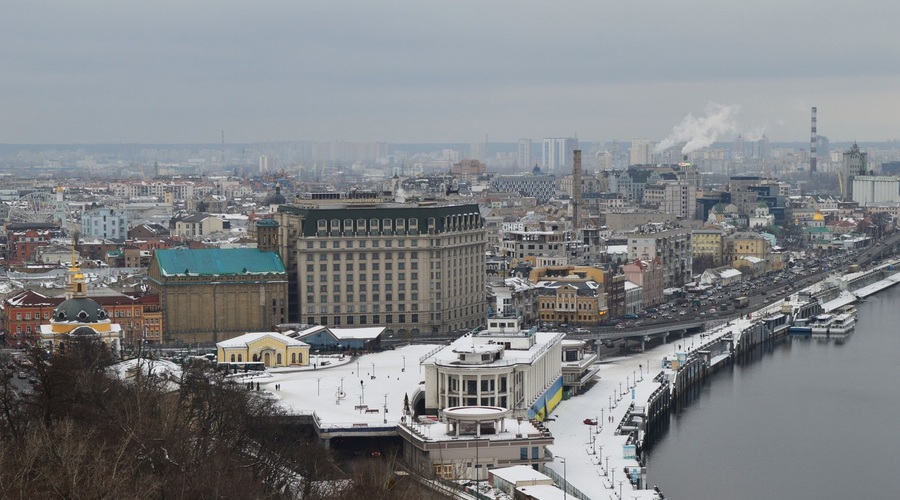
<box><xmin>573</xmin><ymin>149</ymin><xmax>583</xmax><ymax>230</ymax></box>
<box><xmin>810</xmin><ymin>107</ymin><xmax>817</xmax><ymax>174</ymax></box>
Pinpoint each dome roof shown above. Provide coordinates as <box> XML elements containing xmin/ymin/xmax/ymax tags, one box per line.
<box><xmin>813</xmin><ymin>211</ymin><xmax>825</xmax><ymax>221</ymax></box>
<box><xmin>263</xmin><ymin>184</ymin><xmax>286</xmax><ymax>206</ymax></box>
<box><xmin>53</xmin><ymin>297</ymin><xmax>108</xmax><ymax>323</ymax></box>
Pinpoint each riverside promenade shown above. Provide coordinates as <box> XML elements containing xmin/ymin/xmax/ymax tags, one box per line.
<box><xmin>543</xmin><ymin>257</ymin><xmax>900</xmax><ymax>500</ymax></box>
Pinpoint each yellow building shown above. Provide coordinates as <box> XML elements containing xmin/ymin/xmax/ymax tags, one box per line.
<box><xmin>216</xmin><ymin>331</ymin><xmax>310</xmax><ymax>368</ymax></box>
<box><xmin>40</xmin><ymin>261</ymin><xmax>123</xmax><ymax>353</ymax></box>
<box><xmin>536</xmin><ymin>281</ymin><xmax>606</xmax><ymax>326</ymax></box>
<box><xmin>691</xmin><ymin>229</ymin><xmax>725</xmax><ymax>267</ymax></box>
<box><xmin>723</xmin><ymin>232</ymin><xmax>772</xmax><ymax>269</ymax></box>
<box><xmin>529</xmin><ymin>265</ymin><xmax>606</xmax><ymax>284</ymax></box>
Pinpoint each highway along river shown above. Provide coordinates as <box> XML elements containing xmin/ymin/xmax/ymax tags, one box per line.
<box><xmin>644</xmin><ymin>284</ymin><xmax>900</xmax><ymax>499</ymax></box>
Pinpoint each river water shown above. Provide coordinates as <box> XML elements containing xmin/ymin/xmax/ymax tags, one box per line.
<box><xmin>644</xmin><ymin>285</ymin><xmax>900</xmax><ymax>499</ymax></box>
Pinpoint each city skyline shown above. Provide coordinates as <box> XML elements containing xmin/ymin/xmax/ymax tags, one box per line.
<box><xmin>3</xmin><ymin>2</ymin><xmax>900</xmax><ymax>145</ymax></box>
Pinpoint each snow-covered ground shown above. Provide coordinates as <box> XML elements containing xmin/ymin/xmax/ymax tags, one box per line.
<box><xmin>243</xmin><ymin>345</ymin><xmax>439</xmax><ymax>427</ymax></box>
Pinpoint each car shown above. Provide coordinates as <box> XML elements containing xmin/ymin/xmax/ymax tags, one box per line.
<box><xmin>623</xmin><ymin>314</ymin><xmax>639</xmax><ymax>320</ymax></box>
<box><xmin>17</xmin><ymin>372</ymin><xmax>27</xmax><ymax>379</ymax></box>
<box><xmin>678</xmin><ymin>311</ymin><xmax>687</xmax><ymax>316</ymax></box>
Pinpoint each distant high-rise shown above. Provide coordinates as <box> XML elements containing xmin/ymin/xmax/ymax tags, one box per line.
<box><xmin>755</xmin><ymin>135</ymin><xmax>769</xmax><ymax>159</ymax></box>
<box><xmin>518</xmin><ymin>139</ymin><xmax>533</xmax><ymax>169</ymax></box>
<box><xmin>629</xmin><ymin>139</ymin><xmax>653</xmax><ymax>166</ymax></box>
<box><xmin>542</xmin><ymin>137</ymin><xmax>577</xmax><ymax>172</ymax></box>
<box><xmin>259</xmin><ymin>155</ymin><xmax>269</xmax><ymax>173</ymax></box>
<box><xmin>810</xmin><ymin>107</ymin><xmax>817</xmax><ymax>173</ymax></box>
<box><xmin>733</xmin><ymin>135</ymin><xmax>745</xmax><ymax>160</ymax></box>
<box><xmin>842</xmin><ymin>142</ymin><xmax>867</xmax><ymax>199</ymax></box>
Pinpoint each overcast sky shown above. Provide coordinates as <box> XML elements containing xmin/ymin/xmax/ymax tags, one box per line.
<box><xmin>3</xmin><ymin>1</ymin><xmax>899</xmax><ymax>145</ymax></box>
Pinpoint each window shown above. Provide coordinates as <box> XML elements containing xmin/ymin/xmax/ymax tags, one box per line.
<box><xmin>520</xmin><ymin>447</ymin><xmax>528</xmax><ymax>460</ymax></box>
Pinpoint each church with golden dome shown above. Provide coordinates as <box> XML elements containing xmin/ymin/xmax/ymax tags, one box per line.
<box><xmin>39</xmin><ymin>259</ymin><xmax>122</xmax><ymax>354</ymax></box>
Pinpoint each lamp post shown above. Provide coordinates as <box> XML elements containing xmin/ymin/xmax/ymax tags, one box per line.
<box><xmin>610</xmin><ymin>466</ymin><xmax>615</xmax><ymax>483</ymax></box>
<box><xmin>598</xmin><ymin>445</ymin><xmax>604</xmax><ymax>471</ymax></box>
<box><xmin>401</xmin><ymin>355</ymin><xmax>406</xmax><ymax>372</ymax></box>
<box><xmin>618</xmin><ymin>480</ymin><xmax>625</xmax><ymax>499</ymax></box>
<box><xmin>555</xmin><ymin>456</ymin><xmax>567</xmax><ymax>500</ymax></box>
<box><xmin>371</xmin><ymin>362</ymin><xmax>375</xmax><ymax>377</ymax></box>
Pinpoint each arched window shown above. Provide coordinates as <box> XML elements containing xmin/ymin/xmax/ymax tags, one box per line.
<box><xmin>277</xmin><ymin>353</ymin><xmax>282</xmax><ymax>365</ymax></box>
<box><xmin>291</xmin><ymin>353</ymin><xmax>296</xmax><ymax>364</ymax></box>
<box><xmin>230</xmin><ymin>354</ymin><xmax>235</xmax><ymax>362</ymax></box>
<box><xmin>298</xmin><ymin>353</ymin><xmax>303</xmax><ymax>364</ymax></box>
<box><xmin>237</xmin><ymin>354</ymin><xmax>242</xmax><ymax>362</ymax></box>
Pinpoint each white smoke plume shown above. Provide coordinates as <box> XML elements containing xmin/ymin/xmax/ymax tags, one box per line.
<box><xmin>656</xmin><ymin>102</ymin><xmax>741</xmax><ymax>154</ymax></box>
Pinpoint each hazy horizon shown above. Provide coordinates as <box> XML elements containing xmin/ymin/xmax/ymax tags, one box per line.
<box><xmin>4</xmin><ymin>2</ymin><xmax>900</xmax><ymax>145</ymax></box>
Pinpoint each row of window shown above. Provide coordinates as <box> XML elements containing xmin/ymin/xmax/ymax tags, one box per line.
<box><xmin>308</xmin><ymin>238</ymin><xmax>420</xmax><ymax>249</ymax></box>
<box><xmin>305</xmin><ymin>300</ymin><xmax>419</xmax><ymax>313</ymax></box>
<box><xmin>307</xmin><ymin>314</ymin><xmax>420</xmax><ymax>326</ymax></box>
<box><xmin>228</xmin><ymin>352</ymin><xmax>304</xmax><ymax>364</ymax></box>
<box><xmin>307</xmin><ymin>261</ymin><xmax>419</xmax><ymax>271</ymax></box>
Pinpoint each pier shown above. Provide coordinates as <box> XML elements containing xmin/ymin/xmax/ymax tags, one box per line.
<box><xmin>544</xmin><ymin>256</ymin><xmax>900</xmax><ymax>500</ymax></box>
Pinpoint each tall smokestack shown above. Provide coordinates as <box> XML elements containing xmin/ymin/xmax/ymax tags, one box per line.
<box><xmin>810</xmin><ymin>107</ymin><xmax>817</xmax><ymax>174</ymax></box>
<box><xmin>573</xmin><ymin>150</ymin><xmax>582</xmax><ymax>230</ymax></box>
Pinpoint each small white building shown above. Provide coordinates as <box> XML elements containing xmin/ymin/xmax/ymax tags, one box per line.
<box><xmin>398</xmin><ymin>405</ymin><xmax>554</xmax><ymax>481</ymax></box>
<box><xmin>489</xmin><ymin>465</ymin><xmax>556</xmax><ymax>496</ymax></box>
<box><xmin>699</xmin><ymin>266</ymin><xmax>743</xmax><ymax>286</ymax></box>
<box><xmin>421</xmin><ymin>316</ymin><xmax>563</xmax><ymax>421</ymax></box>
<box><xmin>624</xmin><ymin>280</ymin><xmax>643</xmax><ymax>315</ymax></box>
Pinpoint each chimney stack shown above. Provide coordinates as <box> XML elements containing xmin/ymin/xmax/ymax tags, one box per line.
<box><xmin>810</xmin><ymin>107</ymin><xmax>817</xmax><ymax>174</ymax></box>
<box><xmin>573</xmin><ymin>150</ymin><xmax>583</xmax><ymax>230</ymax></box>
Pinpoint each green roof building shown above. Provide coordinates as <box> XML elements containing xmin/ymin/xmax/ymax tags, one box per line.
<box><xmin>148</xmin><ymin>247</ymin><xmax>288</xmax><ymax>343</ymax></box>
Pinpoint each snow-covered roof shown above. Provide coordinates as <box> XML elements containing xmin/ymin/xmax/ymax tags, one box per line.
<box><xmin>489</xmin><ymin>465</ymin><xmax>552</xmax><ymax>484</ymax></box>
<box><xmin>296</xmin><ymin>325</ymin><xmax>385</xmax><ymax>341</ymax></box>
<box><xmin>720</xmin><ymin>268</ymin><xmax>742</xmax><ymax>278</ymax></box>
<box><xmin>515</xmin><ymin>484</ymin><xmax>566</xmax><ymax>499</ymax></box>
<box><xmin>425</xmin><ymin>330</ymin><xmax>562</xmax><ymax>368</ymax></box>
<box><xmin>217</xmin><ymin>331</ymin><xmax>308</xmax><ymax>348</ymax></box>
<box><xmin>741</xmin><ymin>256</ymin><xmax>764</xmax><ymax>263</ymax></box>
<box><xmin>607</xmin><ymin>245</ymin><xmax>628</xmax><ymax>254</ymax></box>
<box><xmin>624</xmin><ymin>281</ymin><xmax>640</xmax><ymax>291</ymax></box>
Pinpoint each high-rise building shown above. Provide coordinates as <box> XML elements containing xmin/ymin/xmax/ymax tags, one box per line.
<box><xmin>517</xmin><ymin>139</ymin><xmax>533</xmax><ymax>169</ymax></box>
<box><xmin>629</xmin><ymin>139</ymin><xmax>653</xmax><ymax>166</ymax></box>
<box><xmin>733</xmin><ymin>135</ymin><xmax>745</xmax><ymax>160</ymax></box>
<box><xmin>542</xmin><ymin>137</ymin><xmax>577</xmax><ymax>172</ymax></box>
<box><xmin>842</xmin><ymin>142</ymin><xmax>867</xmax><ymax>199</ymax></box>
<box><xmin>274</xmin><ymin>202</ymin><xmax>486</xmax><ymax>336</ymax></box>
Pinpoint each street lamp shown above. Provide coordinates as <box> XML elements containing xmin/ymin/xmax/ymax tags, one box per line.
<box><xmin>555</xmin><ymin>456</ymin><xmax>567</xmax><ymax>500</ymax></box>
<box><xmin>401</xmin><ymin>355</ymin><xmax>406</xmax><ymax>372</ymax></box>
<box><xmin>618</xmin><ymin>480</ymin><xmax>625</xmax><ymax>499</ymax></box>
<box><xmin>610</xmin><ymin>466</ymin><xmax>615</xmax><ymax>483</ymax></box>
<box><xmin>371</xmin><ymin>362</ymin><xmax>375</xmax><ymax>377</ymax></box>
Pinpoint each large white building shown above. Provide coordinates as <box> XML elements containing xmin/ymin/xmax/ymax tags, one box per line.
<box><xmin>81</xmin><ymin>207</ymin><xmax>128</xmax><ymax>241</ymax></box>
<box><xmin>421</xmin><ymin>316</ymin><xmax>564</xmax><ymax>420</ymax></box>
<box><xmin>541</xmin><ymin>137</ymin><xmax>577</xmax><ymax>172</ymax></box>
<box><xmin>852</xmin><ymin>176</ymin><xmax>900</xmax><ymax>205</ymax></box>
<box><xmin>518</xmin><ymin>139</ymin><xmax>533</xmax><ymax>169</ymax></box>
<box><xmin>630</xmin><ymin>139</ymin><xmax>654</xmax><ymax>166</ymax></box>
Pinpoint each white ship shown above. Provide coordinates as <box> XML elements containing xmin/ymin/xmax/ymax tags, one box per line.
<box><xmin>809</xmin><ymin>306</ymin><xmax>857</xmax><ymax>336</ymax></box>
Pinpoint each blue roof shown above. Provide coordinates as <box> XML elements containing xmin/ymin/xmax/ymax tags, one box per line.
<box><xmin>154</xmin><ymin>248</ymin><xmax>285</xmax><ymax>276</ymax></box>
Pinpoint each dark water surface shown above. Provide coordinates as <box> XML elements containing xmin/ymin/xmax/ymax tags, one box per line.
<box><xmin>645</xmin><ymin>285</ymin><xmax>900</xmax><ymax>499</ymax></box>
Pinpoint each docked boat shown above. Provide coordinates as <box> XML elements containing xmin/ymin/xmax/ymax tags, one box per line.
<box><xmin>809</xmin><ymin>306</ymin><xmax>857</xmax><ymax>336</ymax></box>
